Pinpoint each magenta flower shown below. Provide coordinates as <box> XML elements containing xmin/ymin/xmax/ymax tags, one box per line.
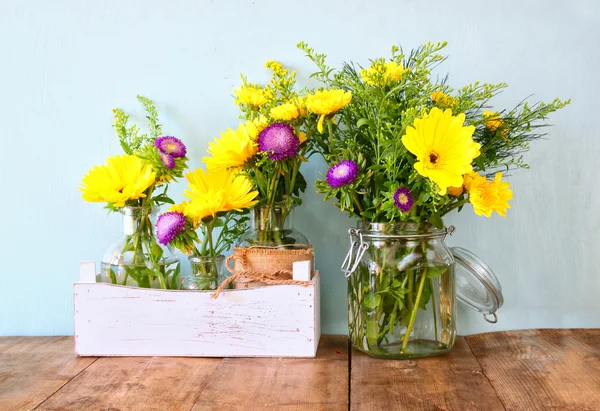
<box><xmin>393</xmin><ymin>186</ymin><xmax>413</xmax><ymax>212</ymax></box>
<box><xmin>258</xmin><ymin>123</ymin><xmax>300</xmax><ymax>160</ymax></box>
<box><xmin>159</xmin><ymin>152</ymin><xmax>175</xmax><ymax>169</ymax></box>
<box><xmin>155</xmin><ymin>136</ymin><xmax>187</xmax><ymax>158</ymax></box>
<box><xmin>156</xmin><ymin>212</ymin><xmax>186</xmax><ymax>245</ymax></box>
<box><xmin>326</xmin><ymin>160</ymin><xmax>358</xmax><ymax>188</ymax></box>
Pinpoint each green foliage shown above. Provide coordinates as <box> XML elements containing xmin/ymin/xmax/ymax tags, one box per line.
<box><xmin>299</xmin><ymin>41</ymin><xmax>570</xmax><ymax>223</ymax></box>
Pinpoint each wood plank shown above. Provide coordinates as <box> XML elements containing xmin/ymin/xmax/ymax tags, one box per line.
<box><xmin>350</xmin><ymin>337</ymin><xmax>505</xmax><ymax>410</ymax></box>
<box><xmin>36</xmin><ymin>335</ymin><xmax>346</xmax><ymax>411</ymax></box>
<box><xmin>36</xmin><ymin>355</ymin><xmax>222</xmax><ymax>410</ymax></box>
<box><xmin>191</xmin><ymin>335</ymin><xmax>348</xmax><ymax>410</ymax></box>
<box><xmin>466</xmin><ymin>329</ymin><xmax>600</xmax><ymax>411</ymax></box>
<box><xmin>0</xmin><ymin>337</ymin><xmax>97</xmax><ymax>411</ymax></box>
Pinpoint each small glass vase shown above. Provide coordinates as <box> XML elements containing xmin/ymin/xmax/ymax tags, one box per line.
<box><xmin>100</xmin><ymin>206</ymin><xmax>180</xmax><ymax>289</ymax></box>
<box><xmin>182</xmin><ymin>255</ymin><xmax>226</xmax><ymax>291</ymax></box>
<box><xmin>345</xmin><ymin>222</ymin><xmax>456</xmax><ymax>359</ymax></box>
<box><xmin>236</xmin><ymin>203</ymin><xmax>310</xmax><ymax>250</ymax></box>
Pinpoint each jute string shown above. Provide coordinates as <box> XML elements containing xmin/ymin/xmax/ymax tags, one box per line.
<box><xmin>211</xmin><ymin>246</ymin><xmax>313</xmax><ymax>298</ymax></box>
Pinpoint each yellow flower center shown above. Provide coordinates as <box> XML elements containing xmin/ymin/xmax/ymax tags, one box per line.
<box><xmin>398</xmin><ymin>193</ymin><xmax>409</xmax><ymax>204</ymax></box>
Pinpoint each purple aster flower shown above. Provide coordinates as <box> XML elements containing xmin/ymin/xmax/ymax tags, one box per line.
<box><xmin>393</xmin><ymin>186</ymin><xmax>414</xmax><ymax>212</ymax></box>
<box><xmin>155</xmin><ymin>136</ymin><xmax>187</xmax><ymax>158</ymax></box>
<box><xmin>156</xmin><ymin>212</ymin><xmax>186</xmax><ymax>245</ymax></box>
<box><xmin>160</xmin><ymin>152</ymin><xmax>175</xmax><ymax>169</ymax></box>
<box><xmin>326</xmin><ymin>160</ymin><xmax>359</xmax><ymax>188</ymax></box>
<box><xmin>258</xmin><ymin>123</ymin><xmax>300</xmax><ymax>160</ymax></box>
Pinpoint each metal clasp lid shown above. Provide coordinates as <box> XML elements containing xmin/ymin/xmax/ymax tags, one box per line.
<box><xmin>341</xmin><ymin>228</ymin><xmax>369</xmax><ymax>278</ymax></box>
<box><xmin>451</xmin><ymin>247</ymin><xmax>504</xmax><ymax>324</ymax></box>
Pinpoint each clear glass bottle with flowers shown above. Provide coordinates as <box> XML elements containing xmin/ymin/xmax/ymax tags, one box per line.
<box><xmin>156</xmin><ymin>167</ymin><xmax>258</xmax><ymax>290</ymax></box>
<box><xmin>298</xmin><ymin>41</ymin><xmax>569</xmax><ymax>358</ymax></box>
<box><xmin>202</xmin><ymin>61</ymin><xmax>352</xmax><ymax>251</ymax></box>
<box><xmin>80</xmin><ymin>96</ymin><xmax>189</xmax><ymax>289</ymax></box>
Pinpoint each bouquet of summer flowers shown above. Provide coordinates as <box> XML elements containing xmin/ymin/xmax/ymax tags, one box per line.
<box><xmin>80</xmin><ymin>96</ymin><xmax>189</xmax><ymax>289</ymax></box>
<box><xmin>155</xmin><ymin>167</ymin><xmax>258</xmax><ymax>290</ymax></box>
<box><xmin>201</xmin><ymin>61</ymin><xmax>352</xmax><ymax>248</ymax></box>
<box><xmin>298</xmin><ymin>41</ymin><xmax>569</xmax><ymax>357</ymax></box>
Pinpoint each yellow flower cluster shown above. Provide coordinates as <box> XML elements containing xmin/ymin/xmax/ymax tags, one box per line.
<box><xmin>431</xmin><ymin>91</ymin><xmax>457</xmax><ymax>109</ymax></box>
<box><xmin>463</xmin><ymin>172</ymin><xmax>513</xmax><ymax>217</ymax></box>
<box><xmin>306</xmin><ymin>89</ymin><xmax>352</xmax><ymax>132</ymax></box>
<box><xmin>402</xmin><ymin>108</ymin><xmax>480</xmax><ymax>194</ymax></box>
<box><xmin>234</xmin><ymin>85</ymin><xmax>269</xmax><ymax>108</ymax></box>
<box><xmin>203</xmin><ymin>121</ymin><xmax>259</xmax><ymax>170</ymax></box>
<box><xmin>483</xmin><ymin>110</ymin><xmax>509</xmax><ymax>138</ymax></box>
<box><xmin>270</xmin><ymin>101</ymin><xmax>300</xmax><ymax>121</ymax></box>
<box><xmin>79</xmin><ymin>155</ymin><xmax>156</xmax><ymax>207</ymax></box>
<box><xmin>360</xmin><ymin>61</ymin><xmax>407</xmax><ymax>86</ymax></box>
<box><xmin>180</xmin><ymin>168</ymin><xmax>258</xmax><ymax>223</ymax></box>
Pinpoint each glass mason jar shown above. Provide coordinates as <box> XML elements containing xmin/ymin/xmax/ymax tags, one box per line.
<box><xmin>344</xmin><ymin>222</ymin><xmax>456</xmax><ymax>359</ymax></box>
<box><xmin>182</xmin><ymin>255</ymin><xmax>226</xmax><ymax>291</ymax></box>
<box><xmin>100</xmin><ymin>206</ymin><xmax>180</xmax><ymax>289</ymax></box>
<box><xmin>236</xmin><ymin>203</ymin><xmax>310</xmax><ymax>250</ymax></box>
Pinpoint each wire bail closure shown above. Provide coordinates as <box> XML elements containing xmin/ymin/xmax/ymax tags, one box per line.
<box><xmin>341</xmin><ymin>228</ymin><xmax>369</xmax><ymax>278</ymax></box>
<box><xmin>341</xmin><ymin>225</ymin><xmax>456</xmax><ymax>278</ymax></box>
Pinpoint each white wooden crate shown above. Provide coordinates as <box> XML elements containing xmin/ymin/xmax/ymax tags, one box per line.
<box><xmin>74</xmin><ymin>261</ymin><xmax>321</xmax><ymax>358</ymax></box>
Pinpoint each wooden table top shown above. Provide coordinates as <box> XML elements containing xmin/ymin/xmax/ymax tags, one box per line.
<box><xmin>1</xmin><ymin>329</ymin><xmax>599</xmax><ymax>410</ymax></box>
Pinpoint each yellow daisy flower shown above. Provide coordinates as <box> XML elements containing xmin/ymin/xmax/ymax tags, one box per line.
<box><xmin>360</xmin><ymin>61</ymin><xmax>407</xmax><ymax>85</ymax></box>
<box><xmin>306</xmin><ymin>89</ymin><xmax>352</xmax><ymax>132</ymax></box>
<box><xmin>431</xmin><ymin>92</ymin><xmax>455</xmax><ymax>108</ymax></box>
<box><xmin>183</xmin><ymin>168</ymin><xmax>258</xmax><ymax>222</ymax></box>
<box><xmin>270</xmin><ymin>102</ymin><xmax>300</xmax><ymax>121</ymax></box>
<box><xmin>483</xmin><ymin>110</ymin><xmax>503</xmax><ymax>132</ymax></box>
<box><xmin>401</xmin><ymin>108</ymin><xmax>480</xmax><ymax>194</ymax></box>
<box><xmin>447</xmin><ymin>185</ymin><xmax>464</xmax><ymax>197</ymax></box>
<box><xmin>298</xmin><ymin>131</ymin><xmax>308</xmax><ymax>144</ymax></box>
<box><xmin>203</xmin><ymin>122</ymin><xmax>259</xmax><ymax>170</ymax></box>
<box><xmin>464</xmin><ymin>172</ymin><xmax>512</xmax><ymax>217</ymax></box>
<box><xmin>234</xmin><ymin>85</ymin><xmax>269</xmax><ymax>108</ymax></box>
<box><xmin>79</xmin><ymin>154</ymin><xmax>156</xmax><ymax>207</ymax></box>
<box><xmin>383</xmin><ymin>61</ymin><xmax>406</xmax><ymax>82</ymax></box>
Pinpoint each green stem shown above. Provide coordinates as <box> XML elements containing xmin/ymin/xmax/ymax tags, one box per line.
<box><xmin>430</xmin><ymin>278</ymin><xmax>439</xmax><ymax>344</ymax></box>
<box><xmin>401</xmin><ymin>269</ymin><xmax>428</xmax><ymax>352</ymax></box>
<box><xmin>350</xmin><ymin>190</ymin><xmax>365</xmax><ymax>215</ymax></box>
<box><xmin>440</xmin><ymin>197</ymin><xmax>469</xmax><ymax>216</ymax></box>
<box><xmin>407</xmin><ymin>272</ymin><xmax>414</xmax><ymax>313</ymax></box>
<box><xmin>327</xmin><ymin>118</ymin><xmax>335</xmax><ymax>154</ymax></box>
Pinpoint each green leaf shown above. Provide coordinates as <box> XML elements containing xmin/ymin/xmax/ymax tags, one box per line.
<box><xmin>363</xmin><ymin>293</ymin><xmax>382</xmax><ymax>310</ymax></box>
<box><xmin>429</xmin><ymin>213</ymin><xmax>443</xmax><ymax>229</ymax></box>
<box><xmin>426</xmin><ymin>266</ymin><xmax>447</xmax><ymax>279</ymax></box>
<box><xmin>357</xmin><ymin>118</ymin><xmax>375</xmax><ymax>129</ymax></box>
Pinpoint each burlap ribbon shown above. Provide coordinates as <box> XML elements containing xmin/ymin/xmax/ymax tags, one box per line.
<box><xmin>211</xmin><ymin>246</ymin><xmax>314</xmax><ymax>298</ymax></box>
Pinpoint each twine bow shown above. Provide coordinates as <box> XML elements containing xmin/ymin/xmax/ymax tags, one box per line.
<box><xmin>211</xmin><ymin>247</ymin><xmax>312</xmax><ymax>298</ymax></box>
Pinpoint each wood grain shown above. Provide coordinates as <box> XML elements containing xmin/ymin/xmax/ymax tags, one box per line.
<box><xmin>35</xmin><ymin>335</ymin><xmax>347</xmax><ymax>411</ymax></box>
<box><xmin>36</xmin><ymin>355</ymin><xmax>222</xmax><ymax>410</ymax></box>
<box><xmin>191</xmin><ymin>335</ymin><xmax>349</xmax><ymax>410</ymax></box>
<box><xmin>0</xmin><ymin>337</ymin><xmax>96</xmax><ymax>411</ymax></box>
<box><xmin>466</xmin><ymin>329</ymin><xmax>600</xmax><ymax>411</ymax></box>
<box><xmin>350</xmin><ymin>337</ymin><xmax>505</xmax><ymax>410</ymax></box>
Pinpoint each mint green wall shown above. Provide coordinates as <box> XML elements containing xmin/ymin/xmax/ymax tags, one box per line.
<box><xmin>1</xmin><ymin>0</ymin><xmax>596</xmax><ymax>336</ymax></box>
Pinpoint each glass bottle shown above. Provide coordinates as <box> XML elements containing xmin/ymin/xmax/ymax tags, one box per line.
<box><xmin>236</xmin><ymin>203</ymin><xmax>310</xmax><ymax>250</ymax></box>
<box><xmin>100</xmin><ymin>206</ymin><xmax>180</xmax><ymax>289</ymax></box>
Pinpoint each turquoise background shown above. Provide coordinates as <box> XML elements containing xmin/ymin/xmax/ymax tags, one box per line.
<box><xmin>1</xmin><ymin>0</ymin><xmax>597</xmax><ymax>336</ymax></box>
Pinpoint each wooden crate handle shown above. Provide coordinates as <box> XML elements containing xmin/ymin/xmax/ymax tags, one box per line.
<box><xmin>79</xmin><ymin>261</ymin><xmax>97</xmax><ymax>283</ymax></box>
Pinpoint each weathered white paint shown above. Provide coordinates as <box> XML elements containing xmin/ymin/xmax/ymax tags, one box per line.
<box><xmin>293</xmin><ymin>260</ymin><xmax>312</xmax><ymax>281</ymax></box>
<box><xmin>0</xmin><ymin>0</ymin><xmax>597</xmax><ymax>336</ymax></box>
<box><xmin>74</xmin><ymin>262</ymin><xmax>320</xmax><ymax>357</ymax></box>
